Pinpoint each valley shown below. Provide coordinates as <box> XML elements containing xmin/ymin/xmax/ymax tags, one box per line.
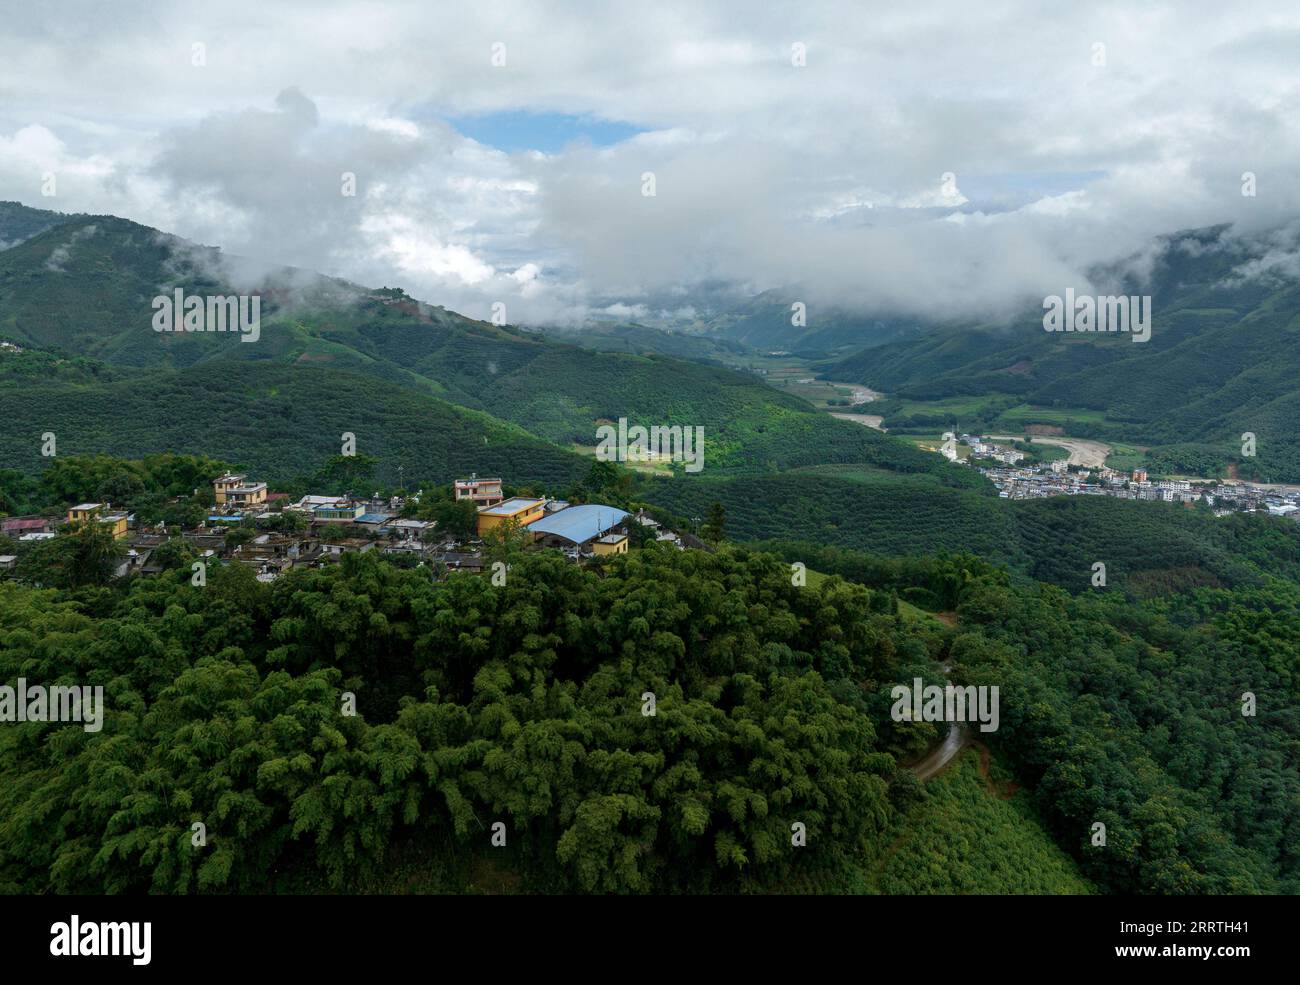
<box><xmin>1</xmin><ymin>202</ymin><xmax>1297</xmax><ymax>900</ymax></box>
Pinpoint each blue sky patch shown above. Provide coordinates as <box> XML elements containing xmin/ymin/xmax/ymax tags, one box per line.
<box><xmin>449</xmin><ymin>111</ymin><xmax>645</xmax><ymax>153</ymax></box>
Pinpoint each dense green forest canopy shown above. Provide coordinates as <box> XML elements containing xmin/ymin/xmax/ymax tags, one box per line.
<box><xmin>1</xmin><ymin>542</ymin><xmax>1294</xmax><ymax>894</ymax></box>
<box><xmin>644</xmin><ymin>473</ymin><xmax>1300</xmax><ymax>594</ymax></box>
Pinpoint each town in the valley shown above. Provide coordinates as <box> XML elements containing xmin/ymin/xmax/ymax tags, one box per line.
<box><xmin>939</xmin><ymin>433</ymin><xmax>1300</xmax><ymax>519</ymax></box>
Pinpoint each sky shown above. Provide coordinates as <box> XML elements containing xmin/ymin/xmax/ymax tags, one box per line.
<box><xmin>2</xmin><ymin>0</ymin><xmax>1299</xmax><ymax>327</ymax></box>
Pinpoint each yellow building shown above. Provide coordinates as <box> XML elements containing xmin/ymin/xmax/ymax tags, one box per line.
<box><xmin>67</xmin><ymin>503</ymin><xmax>128</xmax><ymax>538</ymax></box>
<box><xmin>476</xmin><ymin>497</ymin><xmax>546</xmax><ymax>537</ymax></box>
<box><xmin>214</xmin><ymin>473</ymin><xmax>268</xmax><ymax>508</ymax></box>
<box><xmin>67</xmin><ymin>502</ymin><xmax>102</xmax><ymax>524</ymax></box>
<box><xmin>592</xmin><ymin>533</ymin><xmax>629</xmax><ymax>556</ymax></box>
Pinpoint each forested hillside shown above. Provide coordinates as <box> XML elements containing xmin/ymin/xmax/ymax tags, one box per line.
<box><xmin>0</xmin><ymin>206</ymin><xmax>955</xmax><ymax>478</ymax></box>
<box><xmin>1</xmin><ymin>543</ymin><xmax>1292</xmax><ymax>894</ymax></box>
<box><xmin>0</xmin><ymin>357</ymin><xmax>590</xmax><ymax>490</ymax></box>
<box><xmin>536</xmin><ymin>322</ymin><xmax>753</xmax><ymax>363</ymax></box>
<box><xmin>821</xmin><ymin>225</ymin><xmax>1300</xmax><ymax>481</ymax></box>
<box><xmin>646</xmin><ymin>474</ymin><xmax>1300</xmax><ymax>594</ymax></box>
<box><xmin>691</xmin><ymin>290</ymin><xmax>927</xmax><ymax>354</ymax></box>
<box><xmin>0</xmin><ymin>200</ymin><xmax>75</xmax><ymax>248</ymax></box>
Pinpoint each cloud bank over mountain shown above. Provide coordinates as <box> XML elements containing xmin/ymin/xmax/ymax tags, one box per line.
<box><xmin>3</xmin><ymin>0</ymin><xmax>1300</xmax><ymax>326</ymax></box>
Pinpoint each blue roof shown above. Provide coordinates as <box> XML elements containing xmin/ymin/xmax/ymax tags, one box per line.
<box><xmin>527</xmin><ymin>504</ymin><xmax>629</xmax><ymax>545</ymax></box>
<box><xmin>356</xmin><ymin>513</ymin><xmax>392</xmax><ymax>523</ymax></box>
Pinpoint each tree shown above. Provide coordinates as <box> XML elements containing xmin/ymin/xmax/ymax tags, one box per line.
<box><xmin>128</xmin><ymin>492</ymin><xmax>168</xmax><ymax>526</ymax></box>
<box><xmin>161</xmin><ymin>499</ymin><xmax>205</xmax><ymax>530</ymax></box>
<box><xmin>482</xmin><ymin>517</ymin><xmax>528</xmax><ymax>563</ymax></box>
<box><xmin>260</xmin><ymin>510</ymin><xmax>307</xmax><ymax>535</ymax></box>
<box><xmin>96</xmin><ymin>472</ymin><xmax>145</xmax><ymax>505</ymax></box>
<box><xmin>15</xmin><ymin>521</ymin><xmax>124</xmax><ymax>588</ymax></box>
<box><xmin>0</xmin><ymin>468</ymin><xmax>38</xmax><ymax>515</ymax></box>
<box><xmin>39</xmin><ymin>455</ymin><xmax>145</xmax><ymax>506</ymax></box>
<box><xmin>703</xmin><ymin>501</ymin><xmax>727</xmax><ymax>542</ymax></box>
<box><xmin>314</xmin><ymin>454</ymin><xmax>378</xmax><ymax>495</ymax></box>
<box><xmin>571</xmin><ymin>460</ymin><xmax>630</xmax><ymax>506</ymax></box>
<box><xmin>150</xmin><ymin>537</ymin><xmax>196</xmax><ymax>571</ymax></box>
<box><xmin>424</xmin><ymin>499</ymin><xmax>477</xmax><ymax>540</ymax></box>
<box><xmin>139</xmin><ymin>452</ymin><xmax>229</xmax><ymax>497</ymax></box>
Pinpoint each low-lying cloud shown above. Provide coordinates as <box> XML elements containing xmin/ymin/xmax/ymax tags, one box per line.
<box><xmin>3</xmin><ymin>0</ymin><xmax>1300</xmax><ymax>330</ymax></box>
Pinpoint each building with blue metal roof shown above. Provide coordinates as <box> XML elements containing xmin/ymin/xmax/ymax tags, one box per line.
<box><xmin>527</xmin><ymin>504</ymin><xmax>629</xmax><ymax>547</ymax></box>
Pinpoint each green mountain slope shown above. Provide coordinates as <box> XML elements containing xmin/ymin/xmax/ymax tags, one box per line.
<box><xmin>0</xmin><ymin>206</ymin><xmax>964</xmax><ymax>478</ymax></box>
<box><xmin>698</xmin><ymin>288</ymin><xmax>926</xmax><ymax>355</ymax></box>
<box><xmin>645</xmin><ymin>472</ymin><xmax>1300</xmax><ymax>593</ymax></box>
<box><xmin>0</xmin><ymin>358</ymin><xmax>590</xmax><ymax>489</ymax></box>
<box><xmin>0</xmin><ymin>200</ymin><xmax>76</xmax><ymax>248</ymax></box>
<box><xmin>821</xmin><ymin>225</ymin><xmax>1300</xmax><ymax>480</ymax></box>
<box><xmin>536</xmin><ymin>322</ymin><xmax>754</xmax><ymax>363</ymax></box>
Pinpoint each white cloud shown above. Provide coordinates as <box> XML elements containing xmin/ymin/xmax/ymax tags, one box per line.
<box><xmin>2</xmin><ymin>0</ymin><xmax>1300</xmax><ymax>328</ymax></box>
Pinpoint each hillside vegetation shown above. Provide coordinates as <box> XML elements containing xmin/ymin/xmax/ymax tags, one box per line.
<box><xmin>0</xmin><ymin>207</ymin><xmax>963</xmax><ymax>480</ymax></box>
<box><xmin>1</xmin><ymin>542</ymin><xmax>1292</xmax><ymax>894</ymax></box>
<box><xmin>822</xmin><ymin>225</ymin><xmax>1300</xmax><ymax>481</ymax></box>
<box><xmin>0</xmin><ymin>357</ymin><xmax>590</xmax><ymax>490</ymax></box>
<box><xmin>645</xmin><ymin>475</ymin><xmax>1300</xmax><ymax>594</ymax></box>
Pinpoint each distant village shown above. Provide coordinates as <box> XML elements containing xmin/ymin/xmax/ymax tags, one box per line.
<box><xmin>941</xmin><ymin>433</ymin><xmax>1300</xmax><ymax>520</ymax></box>
<box><xmin>0</xmin><ymin>472</ymin><xmax>694</xmax><ymax>581</ymax></box>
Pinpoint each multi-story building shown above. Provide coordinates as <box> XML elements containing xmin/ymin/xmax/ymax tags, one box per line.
<box><xmin>67</xmin><ymin>503</ymin><xmax>129</xmax><ymax>538</ymax></box>
<box><xmin>214</xmin><ymin>473</ymin><xmax>268</xmax><ymax>509</ymax></box>
<box><xmin>455</xmin><ymin>475</ymin><xmax>504</xmax><ymax>507</ymax></box>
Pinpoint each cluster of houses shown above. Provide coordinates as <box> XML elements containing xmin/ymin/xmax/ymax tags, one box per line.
<box><xmin>923</xmin><ymin>432</ymin><xmax>1300</xmax><ymax>519</ymax></box>
<box><xmin>1</xmin><ymin>471</ymin><xmax>686</xmax><ymax>582</ymax></box>
<box><xmin>942</xmin><ymin>435</ymin><xmax>1025</xmax><ymax>466</ymax></box>
<box><xmin>972</xmin><ymin>457</ymin><xmax>1300</xmax><ymax>518</ymax></box>
<box><xmin>458</xmin><ymin>474</ymin><xmax>690</xmax><ymax>556</ymax></box>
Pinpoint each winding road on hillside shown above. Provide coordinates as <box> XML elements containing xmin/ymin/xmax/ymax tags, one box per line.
<box><xmin>907</xmin><ymin>658</ymin><xmax>973</xmax><ymax>781</ymax></box>
<box><xmin>910</xmin><ymin>722</ymin><xmax>971</xmax><ymax>780</ymax></box>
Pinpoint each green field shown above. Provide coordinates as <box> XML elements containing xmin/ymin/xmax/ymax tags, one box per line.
<box><xmin>895</xmin><ymin>394</ymin><xmax>1004</xmax><ymax>416</ymax></box>
<box><xmin>896</xmin><ymin>598</ymin><xmax>948</xmax><ymax>626</ymax></box>
<box><xmin>1102</xmin><ymin>441</ymin><xmax>1148</xmax><ymax>471</ymax></box>
<box><xmin>571</xmin><ymin>442</ymin><xmax>675</xmax><ymax>476</ymax></box>
<box><xmin>995</xmin><ymin>403</ymin><xmax>1110</xmax><ymax>427</ymax></box>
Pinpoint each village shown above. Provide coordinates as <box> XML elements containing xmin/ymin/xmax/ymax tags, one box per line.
<box><xmin>941</xmin><ymin>433</ymin><xmax>1300</xmax><ymax>519</ymax></box>
<box><xmin>0</xmin><ymin>472</ymin><xmax>692</xmax><ymax>582</ymax></box>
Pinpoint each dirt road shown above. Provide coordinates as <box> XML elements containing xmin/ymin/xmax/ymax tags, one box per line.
<box><xmin>986</xmin><ymin>434</ymin><xmax>1111</xmax><ymax>468</ymax></box>
<box><xmin>830</xmin><ymin>412</ymin><xmax>885</xmax><ymax>431</ymax></box>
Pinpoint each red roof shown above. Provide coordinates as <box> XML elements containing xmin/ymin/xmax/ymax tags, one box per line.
<box><xmin>1</xmin><ymin>518</ymin><xmax>48</xmax><ymax>531</ymax></box>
